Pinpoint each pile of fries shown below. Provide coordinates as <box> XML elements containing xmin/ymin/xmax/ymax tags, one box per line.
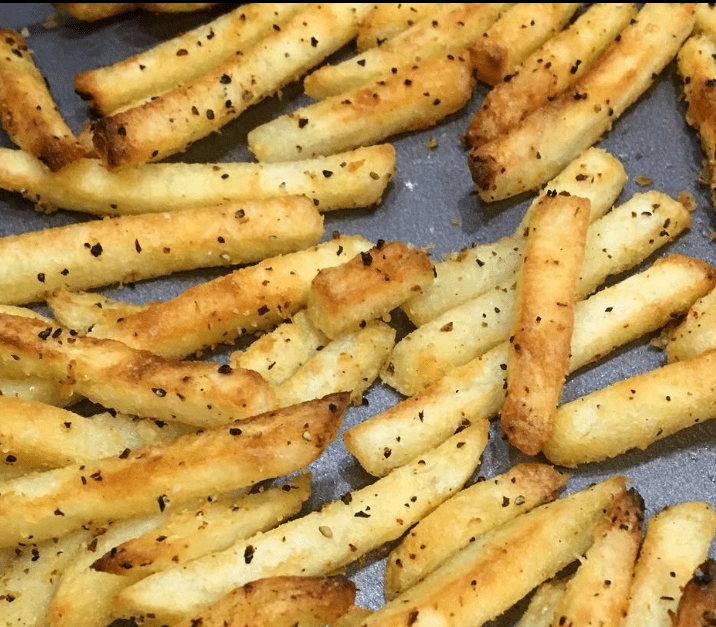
<box><xmin>1</xmin><ymin>3</ymin><xmax>716</xmax><ymax>626</ymax></box>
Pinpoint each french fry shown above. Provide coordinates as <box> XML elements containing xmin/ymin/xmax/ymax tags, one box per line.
<box><xmin>696</xmin><ymin>3</ymin><xmax>716</xmax><ymax>41</ymax></box>
<box><xmin>465</xmin><ymin>3</ymin><xmax>636</xmax><ymax>147</ymax></box>
<box><xmin>516</xmin><ymin>580</ymin><xmax>568</xmax><ymax>627</ymax></box>
<box><xmin>620</xmin><ymin>501</ymin><xmax>716</xmax><ymax>627</ymax></box>
<box><xmin>137</xmin><ymin>4</ymin><xmax>219</xmax><ymax>13</ymax></box>
<box><xmin>170</xmin><ymin>576</ymin><xmax>357</xmax><ymax>627</ymax></box>
<box><xmin>46</xmin><ymin>290</ymin><xmax>151</xmax><ymax>333</ymax></box>
<box><xmin>345</xmin><ymin>254</ymin><xmax>716</xmax><ymax>476</ymax></box>
<box><xmin>306</xmin><ymin>240</ymin><xmax>434</xmax><ymax>340</ymax></box>
<box><xmin>548</xmin><ymin>489</ymin><xmax>644</xmax><ymax>626</ymax></box>
<box><xmin>543</xmin><ymin>346</ymin><xmax>716</xmax><ymax>467</ymax></box>
<box><xmin>0</xmin><ymin>312</ymin><xmax>278</xmax><ymax>429</ymax></box>
<box><xmin>469</xmin><ymin>3</ymin><xmax>697</xmax><ymax>202</ymax></box>
<box><xmin>402</xmin><ymin>146</ymin><xmax>627</xmax><ymax>326</ymax></box>
<box><xmin>0</xmin><ymin>144</ymin><xmax>396</xmax><ymax>215</ymax></box>
<box><xmin>501</xmin><ymin>193</ymin><xmax>591</xmax><ymax>455</ymax></box>
<box><xmin>469</xmin><ymin>3</ymin><xmax>582</xmax><ymax>87</ymax></box>
<box><xmin>670</xmin><ymin>559</ymin><xmax>716</xmax><ymax>627</ymax></box>
<box><xmin>92</xmin><ymin>473</ymin><xmax>311</xmax><ymax>577</ymax></box>
<box><xmin>248</xmin><ymin>54</ymin><xmax>474</xmax><ymax>163</ymax></box>
<box><xmin>0</xmin><ymin>392</ymin><xmax>347</xmax><ymax>548</ymax></box>
<box><xmin>383</xmin><ymin>190</ymin><xmax>694</xmax><ymax>395</ymax></box>
<box><xmin>355</xmin><ymin>4</ymin><xmax>447</xmax><ymax>53</ymax></box>
<box><xmin>359</xmin><ymin>476</ymin><xmax>626</xmax><ymax>627</ymax></box>
<box><xmin>274</xmin><ymin>321</ymin><xmax>395</xmax><ymax>407</ymax></box>
<box><xmin>110</xmin><ymin>421</ymin><xmax>489</xmax><ymax>623</ymax></box>
<box><xmin>92</xmin><ymin>3</ymin><xmax>374</xmax><ymax>168</ymax></box>
<box><xmin>230</xmin><ymin>309</ymin><xmax>329</xmax><ymax>387</ymax></box>
<box><xmin>0</xmin><ymin>396</ymin><xmax>189</xmax><ymax>469</ymax></box>
<box><xmin>666</xmin><ymin>286</ymin><xmax>716</xmax><ymax>363</ymax></box>
<box><xmin>86</xmin><ymin>235</ymin><xmax>373</xmax><ymax>359</ymax></box>
<box><xmin>53</xmin><ymin>3</ymin><xmax>139</xmax><ymax>22</ymax></box>
<box><xmin>303</xmin><ymin>3</ymin><xmax>513</xmax><ymax>99</ymax></box>
<box><xmin>0</xmin><ymin>196</ymin><xmax>324</xmax><ymax>306</ymax></box>
<box><xmin>677</xmin><ymin>33</ymin><xmax>716</xmax><ymax>212</ymax></box>
<box><xmin>0</xmin><ymin>29</ymin><xmax>88</xmax><ymax>171</ymax></box>
<box><xmin>329</xmin><ymin>605</ymin><xmax>374</xmax><ymax>627</ymax></box>
<box><xmin>74</xmin><ymin>3</ymin><xmax>305</xmax><ymax>114</ymax></box>
<box><xmin>383</xmin><ymin>463</ymin><xmax>569</xmax><ymax>600</ymax></box>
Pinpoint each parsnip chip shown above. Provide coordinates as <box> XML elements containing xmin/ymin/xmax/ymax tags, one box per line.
<box><xmin>248</xmin><ymin>54</ymin><xmax>473</xmax><ymax>163</ymax></box>
<box><xmin>0</xmin><ymin>144</ymin><xmax>396</xmax><ymax>215</ymax></box>
<box><xmin>0</xmin><ymin>196</ymin><xmax>324</xmax><ymax>306</ymax></box>
<box><xmin>356</xmin><ymin>4</ymin><xmax>446</xmax><ymax>53</ymax></box>
<box><xmin>501</xmin><ymin>192</ymin><xmax>590</xmax><ymax>456</ymax></box>
<box><xmin>384</xmin><ymin>463</ymin><xmax>569</xmax><ymax>600</ymax></box>
<box><xmin>469</xmin><ymin>3</ymin><xmax>581</xmax><ymax>87</ymax></box>
<box><xmin>670</xmin><ymin>559</ymin><xmax>716</xmax><ymax>627</ymax></box>
<box><xmin>469</xmin><ymin>3</ymin><xmax>697</xmax><ymax>202</ymax></box>
<box><xmin>92</xmin><ymin>3</ymin><xmax>373</xmax><ymax>168</ymax></box>
<box><xmin>465</xmin><ymin>3</ymin><xmax>636</xmax><ymax>147</ymax></box>
<box><xmin>346</xmin><ymin>254</ymin><xmax>716</xmax><ymax>476</ymax></box>
<box><xmin>0</xmin><ymin>29</ymin><xmax>88</xmax><ymax>171</ymax></box>
<box><xmin>74</xmin><ymin>4</ymin><xmax>304</xmax><ymax>114</ymax></box>
<box><xmin>0</xmin><ymin>393</ymin><xmax>347</xmax><ymax>547</ymax></box>
<box><xmin>666</xmin><ymin>286</ymin><xmax>716</xmax><ymax>363</ymax></box>
<box><xmin>620</xmin><ymin>501</ymin><xmax>716</xmax><ymax>627</ymax></box>
<box><xmin>111</xmin><ymin>422</ymin><xmax>489</xmax><ymax>623</ymax></box>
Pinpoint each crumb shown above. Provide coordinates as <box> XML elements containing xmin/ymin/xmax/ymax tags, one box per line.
<box><xmin>421</xmin><ymin>243</ymin><xmax>436</xmax><ymax>253</ymax></box>
<box><xmin>635</xmin><ymin>175</ymin><xmax>653</xmax><ymax>187</ymax></box>
<box><xmin>425</xmin><ymin>137</ymin><xmax>438</xmax><ymax>150</ymax></box>
<box><xmin>451</xmin><ymin>217</ymin><xmax>460</xmax><ymax>226</ymax></box>
<box><xmin>43</xmin><ymin>11</ymin><xmax>62</xmax><ymax>29</ymax></box>
<box><xmin>20</xmin><ymin>26</ymin><xmax>30</xmax><ymax>37</ymax></box>
<box><xmin>677</xmin><ymin>190</ymin><xmax>697</xmax><ymax>212</ymax></box>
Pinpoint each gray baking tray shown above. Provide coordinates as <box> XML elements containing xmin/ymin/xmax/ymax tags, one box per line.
<box><xmin>1</xmin><ymin>4</ymin><xmax>715</xmax><ymax>624</ymax></box>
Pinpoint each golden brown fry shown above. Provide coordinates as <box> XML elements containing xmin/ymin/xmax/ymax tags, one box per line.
<box><xmin>356</xmin><ymin>4</ymin><xmax>446</xmax><ymax>52</ymax></box>
<box><xmin>248</xmin><ymin>54</ymin><xmax>473</xmax><ymax>163</ymax></box>
<box><xmin>307</xmin><ymin>240</ymin><xmax>434</xmax><ymax>339</ymax></box>
<box><xmin>0</xmin><ymin>196</ymin><xmax>323</xmax><ymax>306</ymax></box>
<box><xmin>46</xmin><ymin>290</ymin><xmax>151</xmax><ymax>333</ymax></box>
<box><xmin>501</xmin><ymin>193</ymin><xmax>590</xmax><ymax>455</ymax></box>
<box><xmin>469</xmin><ymin>3</ymin><xmax>582</xmax><ymax>86</ymax></box>
<box><xmin>0</xmin><ymin>145</ymin><xmax>396</xmax><ymax>215</ymax></box>
<box><xmin>170</xmin><ymin>576</ymin><xmax>356</xmax><ymax>627</ymax></box>
<box><xmin>666</xmin><ymin>287</ymin><xmax>716</xmax><ymax>363</ymax></box>
<box><xmin>52</xmin><ymin>3</ymin><xmax>138</xmax><ymax>22</ymax></box>
<box><xmin>0</xmin><ymin>393</ymin><xmax>347</xmax><ymax>548</ymax></box>
<box><xmin>670</xmin><ymin>559</ymin><xmax>716</xmax><ymax>627</ymax></box>
<box><xmin>469</xmin><ymin>3</ymin><xmax>697</xmax><ymax>202</ymax></box>
<box><xmin>516</xmin><ymin>580</ymin><xmax>568</xmax><ymax>627</ymax></box>
<box><xmin>92</xmin><ymin>3</ymin><xmax>373</xmax><ymax>168</ymax></box>
<box><xmin>74</xmin><ymin>4</ymin><xmax>304</xmax><ymax>115</ymax></box>
<box><xmin>0</xmin><ymin>29</ymin><xmax>88</xmax><ymax>171</ymax></box>
<box><xmin>465</xmin><ymin>3</ymin><xmax>636</xmax><ymax>147</ymax></box>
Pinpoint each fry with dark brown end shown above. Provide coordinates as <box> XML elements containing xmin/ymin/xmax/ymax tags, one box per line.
<box><xmin>0</xmin><ymin>29</ymin><xmax>89</xmax><ymax>171</ymax></box>
<box><xmin>501</xmin><ymin>192</ymin><xmax>590</xmax><ymax>456</ymax></box>
<box><xmin>670</xmin><ymin>559</ymin><xmax>716</xmax><ymax>627</ymax></box>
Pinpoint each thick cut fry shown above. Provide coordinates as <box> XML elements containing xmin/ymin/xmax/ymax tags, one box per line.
<box><xmin>0</xmin><ymin>393</ymin><xmax>347</xmax><ymax>547</ymax></box>
<box><xmin>92</xmin><ymin>474</ymin><xmax>311</xmax><ymax>577</ymax></box>
<box><xmin>402</xmin><ymin>147</ymin><xmax>627</xmax><ymax>325</ymax></box>
<box><xmin>0</xmin><ymin>313</ymin><xmax>277</xmax><ymax>428</ymax></box>
<box><xmin>548</xmin><ymin>489</ymin><xmax>644</xmax><ymax>627</ymax></box>
<box><xmin>307</xmin><ymin>240</ymin><xmax>433</xmax><ymax>340</ymax></box>
<box><xmin>383</xmin><ymin>190</ymin><xmax>693</xmax><ymax>395</ymax></box>
<box><xmin>384</xmin><ymin>463</ymin><xmax>569</xmax><ymax>600</ymax></box>
<box><xmin>46</xmin><ymin>290</ymin><xmax>151</xmax><ymax>333</ymax></box>
<box><xmin>74</xmin><ymin>4</ymin><xmax>304</xmax><ymax>114</ymax></box>
<box><xmin>345</xmin><ymin>254</ymin><xmax>716</xmax><ymax>476</ymax></box>
<box><xmin>543</xmin><ymin>347</ymin><xmax>716</xmax><ymax>467</ymax></box>
<box><xmin>677</xmin><ymin>34</ymin><xmax>716</xmax><ymax>212</ymax></box>
<box><xmin>670</xmin><ymin>559</ymin><xmax>716</xmax><ymax>627</ymax></box>
<box><xmin>469</xmin><ymin>3</ymin><xmax>582</xmax><ymax>87</ymax></box>
<box><xmin>92</xmin><ymin>3</ymin><xmax>373</xmax><ymax>168</ymax></box>
<box><xmin>111</xmin><ymin>422</ymin><xmax>489</xmax><ymax>623</ymax></box>
<box><xmin>303</xmin><ymin>3</ymin><xmax>513</xmax><ymax>99</ymax></box>
<box><xmin>171</xmin><ymin>576</ymin><xmax>356</xmax><ymax>627</ymax></box>
<box><xmin>248</xmin><ymin>54</ymin><xmax>473</xmax><ymax>163</ymax></box>
<box><xmin>620</xmin><ymin>502</ymin><xmax>716</xmax><ymax>627</ymax></box>
<box><xmin>0</xmin><ymin>396</ymin><xmax>187</xmax><ymax>469</ymax></box>
<box><xmin>87</xmin><ymin>235</ymin><xmax>373</xmax><ymax>359</ymax></box>
<box><xmin>465</xmin><ymin>3</ymin><xmax>636</xmax><ymax>147</ymax></box>
<box><xmin>356</xmin><ymin>4</ymin><xmax>446</xmax><ymax>52</ymax></box>
<box><xmin>469</xmin><ymin>3</ymin><xmax>697</xmax><ymax>202</ymax></box>
<box><xmin>274</xmin><ymin>321</ymin><xmax>395</xmax><ymax>407</ymax></box>
<box><xmin>0</xmin><ymin>29</ymin><xmax>88</xmax><ymax>171</ymax></box>
<box><xmin>0</xmin><ymin>145</ymin><xmax>396</xmax><ymax>215</ymax></box>
<box><xmin>666</xmin><ymin>286</ymin><xmax>716</xmax><ymax>363</ymax></box>
<box><xmin>501</xmin><ymin>193</ymin><xmax>590</xmax><ymax>455</ymax></box>
<box><xmin>0</xmin><ymin>196</ymin><xmax>323</xmax><ymax>306</ymax></box>
<box><xmin>358</xmin><ymin>476</ymin><xmax>626</xmax><ymax>627</ymax></box>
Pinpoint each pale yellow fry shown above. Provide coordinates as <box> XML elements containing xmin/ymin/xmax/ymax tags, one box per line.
<box><xmin>356</xmin><ymin>4</ymin><xmax>447</xmax><ymax>52</ymax></box>
<box><xmin>470</xmin><ymin>3</ymin><xmax>697</xmax><ymax>202</ymax></box>
<box><xmin>0</xmin><ymin>196</ymin><xmax>323</xmax><ymax>306</ymax></box>
<box><xmin>46</xmin><ymin>290</ymin><xmax>151</xmax><ymax>333</ymax></box>
<box><xmin>0</xmin><ymin>144</ymin><xmax>396</xmax><ymax>215</ymax></box>
<box><xmin>74</xmin><ymin>3</ymin><xmax>305</xmax><ymax>114</ymax></box>
<box><xmin>516</xmin><ymin>580</ymin><xmax>568</xmax><ymax>627</ymax></box>
<box><xmin>696</xmin><ymin>3</ymin><xmax>716</xmax><ymax>42</ymax></box>
<box><xmin>345</xmin><ymin>254</ymin><xmax>716</xmax><ymax>476</ymax></box>
<box><xmin>667</xmin><ymin>286</ymin><xmax>716</xmax><ymax>363</ymax></box>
